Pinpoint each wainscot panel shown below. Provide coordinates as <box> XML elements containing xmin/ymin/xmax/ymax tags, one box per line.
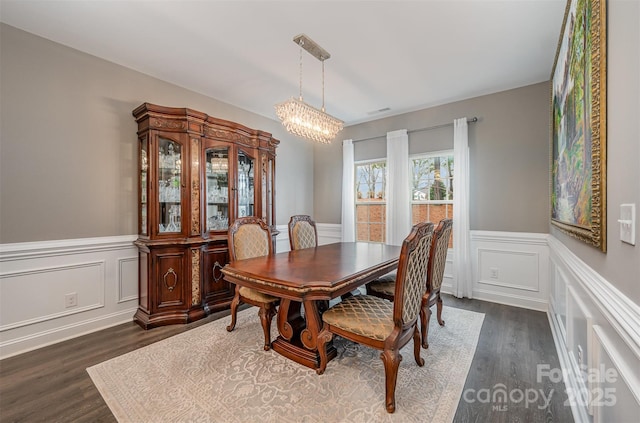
<box><xmin>470</xmin><ymin>231</ymin><xmax>549</xmax><ymax>311</ymax></box>
<box><xmin>0</xmin><ymin>236</ymin><xmax>139</xmax><ymax>359</ymax></box>
<box><xmin>548</xmin><ymin>236</ymin><xmax>640</xmax><ymax>423</ymax></box>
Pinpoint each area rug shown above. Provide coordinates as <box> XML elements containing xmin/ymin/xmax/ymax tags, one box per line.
<box><xmin>87</xmin><ymin>306</ymin><xmax>484</xmax><ymax>423</ymax></box>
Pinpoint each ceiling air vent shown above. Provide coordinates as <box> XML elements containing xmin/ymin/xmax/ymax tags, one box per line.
<box><xmin>367</xmin><ymin>107</ymin><xmax>391</xmax><ymax>116</ymax></box>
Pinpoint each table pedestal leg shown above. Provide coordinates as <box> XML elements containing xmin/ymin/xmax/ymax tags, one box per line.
<box><xmin>271</xmin><ymin>299</ymin><xmax>336</xmax><ymax>369</ymax></box>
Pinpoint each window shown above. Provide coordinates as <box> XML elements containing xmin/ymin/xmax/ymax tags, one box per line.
<box><xmin>411</xmin><ymin>152</ymin><xmax>454</xmax><ymax>247</ymax></box>
<box><xmin>355</xmin><ymin>160</ymin><xmax>386</xmax><ymax>242</ymax></box>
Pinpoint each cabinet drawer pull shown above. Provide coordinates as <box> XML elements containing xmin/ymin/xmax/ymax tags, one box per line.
<box><xmin>163</xmin><ymin>268</ymin><xmax>178</xmax><ymax>291</ymax></box>
<box><xmin>212</xmin><ymin>261</ymin><xmax>224</xmax><ymax>282</ymax></box>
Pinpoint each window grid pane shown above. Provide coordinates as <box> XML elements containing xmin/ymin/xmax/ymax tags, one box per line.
<box><xmin>354</xmin><ymin>160</ymin><xmax>387</xmax><ymax>244</ymax></box>
<box><xmin>411</xmin><ymin>152</ymin><xmax>454</xmax><ymax>247</ymax></box>
<box><xmin>356</xmin><ymin>204</ymin><xmax>386</xmax><ymax>243</ymax></box>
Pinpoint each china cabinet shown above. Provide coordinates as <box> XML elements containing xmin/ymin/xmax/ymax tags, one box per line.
<box><xmin>133</xmin><ymin>103</ymin><xmax>278</xmax><ymax>329</ymax></box>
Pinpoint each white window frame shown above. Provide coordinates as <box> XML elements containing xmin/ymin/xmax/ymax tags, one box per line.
<box><xmin>354</xmin><ymin>158</ymin><xmax>387</xmax><ymax>243</ymax></box>
<box><xmin>410</xmin><ymin>149</ymin><xmax>454</xmax><ymax>222</ymax></box>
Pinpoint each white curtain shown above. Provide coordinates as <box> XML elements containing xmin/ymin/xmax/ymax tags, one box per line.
<box><xmin>385</xmin><ymin>129</ymin><xmax>411</xmax><ymax>246</ymax></box>
<box><xmin>453</xmin><ymin>118</ymin><xmax>473</xmax><ymax>298</ymax></box>
<box><xmin>341</xmin><ymin>139</ymin><xmax>355</xmax><ymax>242</ymax></box>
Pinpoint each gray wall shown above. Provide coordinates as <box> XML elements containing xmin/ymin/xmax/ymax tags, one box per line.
<box><xmin>314</xmin><ymin>81</ymin><xmax>552</xmax><ymax>234</ymax></box>
<box><xmin>550</xmin><ymin>0</ymin><xmax>640</xmax><ymax>306</ymax></box>
<box><xmin>0</xmin><ymin>24</ymin><xmax>314</xmax><ymax>243</ymax></box>
<box><xmin>314</xmin><ymin>0</ymin><xmax>640</xmax><ymax>307</ymax></box>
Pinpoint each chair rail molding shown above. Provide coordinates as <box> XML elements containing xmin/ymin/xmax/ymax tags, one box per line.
<box><xmin>0</xmin><ymin>235</ymin><xmax>139</xmax><ymax>359</ymax></box>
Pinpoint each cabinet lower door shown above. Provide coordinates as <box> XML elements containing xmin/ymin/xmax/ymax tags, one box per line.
<box><xmin>154</xmin><ymin>249</ymin><xmax>187</xmax><ymax>310</ymax></box>
<box><xmin>202</xmin><ymin>246</ymin><xmax>233</xmax><ymax>313</ymax></box>
<box><xmin>134</xmin><ymin>246</ymin><xmax>190</xmax><ymax>329</ymax></box>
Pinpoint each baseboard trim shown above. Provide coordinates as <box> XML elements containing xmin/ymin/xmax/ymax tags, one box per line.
<box><xmin>473</xmin><ymin>288</ymin><xmax>548</xmax><ymax>312</ymax></box>
<box><xmin>0</xmin><ymin>308</ymin><xmax>137</xmax><ymax>360</ymax></box>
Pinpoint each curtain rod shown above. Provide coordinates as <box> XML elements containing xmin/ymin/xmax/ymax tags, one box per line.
<box><xmin>350</xmin><ymin>117</ymin><xmax>478</xmax><ymax>143</ymax></box>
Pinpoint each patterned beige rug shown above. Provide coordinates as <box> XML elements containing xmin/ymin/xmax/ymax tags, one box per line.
<box><xmin>87</xmin><ymin>306</ymin><xmax>484</xmax><ymax>423</ymax></box>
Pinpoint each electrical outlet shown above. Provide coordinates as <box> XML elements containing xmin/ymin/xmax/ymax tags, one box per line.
<box><xmin>489</xmin><ymin>267</ymin><xmax>499</xmax><ymax>279</ymax></box>
<box><xmin>577</xmin><ymin>344</ymin><xmax>584</xmax><ymax>368</ymax></box>
<box><xmin>65</xmin><ymin>292</ymin><xmax>78</xmax><ymax>308</ymax></box>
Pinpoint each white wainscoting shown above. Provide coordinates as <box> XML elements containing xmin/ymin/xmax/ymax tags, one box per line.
<box><xmin>3</xmin><ymin>227</ymin><xmax>638</xmax><ymax>422</ymax></box>
<box><xmin>0</xmin><ymin>236</ymin><xmax>139</xmax><ymax>359</ymax></box>
<box><xmin>547</xmin><ymin>236</ymin><xmax>640</xmax><ymax>423</ymax></box>
<box><xmin>469</xmin><ymin>231</ymin><xmax>549</xmax><ymax>311</ymax></box>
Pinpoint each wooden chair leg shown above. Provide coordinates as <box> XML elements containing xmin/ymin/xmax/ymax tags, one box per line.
<box><xmin>413</xmin><ymin>325</ymin><xmax>425</xmax><ymax>367</ymax></box>
<box><xmin>226</xmin><ymin>285</ymin><xmax>241</xmax><ymax>332</ymax></box>
<box><xmin>419</xmin><ymin>301</ymin><xmax>428</xmax><ymax>349</ymax></box>
<box><xmin>436</xmin><ymin>294</ymin><xmax>445</xmax><ymax>326</ymax></box>
<box><xmin>380</xmin><ymin>349</ymin><xmax>402</xmax><ymax>413</ymax></box>
<box><xmin>258</xmin><ymin>304</ymin><xmax>275</xmax><ymax>351</ymax></box>
<box><xmin>316</xmin><ymin>327</ymin><xmax>333</xmax><ymax>375</ymax></box>
<box><xmin>421</xmin><ymin>307</ymin><xmax>432</xmax><ymax>349</ymax></box>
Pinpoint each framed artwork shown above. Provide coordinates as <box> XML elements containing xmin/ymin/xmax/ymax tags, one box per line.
<box><xmin>238</xmin><ymin>205</ymin><xmax>248</xmax><ymax>217</ymax></box>
<box><xmin>551</xmin><ymin>0</ymin><xmax>607</xmax><ymax>252</ymax></box>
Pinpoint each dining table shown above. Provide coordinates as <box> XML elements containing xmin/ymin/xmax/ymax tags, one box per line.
<box><xmin>221</xmin><ymin>241</ymin><xmax>402</xmax><ymax>370</ymax></box>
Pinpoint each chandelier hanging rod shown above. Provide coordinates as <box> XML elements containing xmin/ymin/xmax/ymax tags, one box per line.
<box><xmin>293</xmin><ymin>34</ymin><xmax>330</xmax><ymax>62</ymax></box>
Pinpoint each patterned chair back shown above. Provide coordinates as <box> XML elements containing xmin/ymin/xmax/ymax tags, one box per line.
<box><xmin>428</xmin><ymin>219</ymin><xmax>453</xmax><ymax>292</ymax></box>
<box><xmin>288</xmin><ymin>215</ymin><xmax>318</xmax><ymax>250</ymax></box>
<box><xmin>229</xmin><ymin>217</ymin><xmax>272</xmax><ymax>261</ymax></box>
<box><xmin>393</xmin><ymin>222</ymin><xmax>434</xmax><ymax>325</ymax></box>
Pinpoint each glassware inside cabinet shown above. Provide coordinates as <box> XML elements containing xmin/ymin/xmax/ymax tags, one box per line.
<box><xmin>205</xmin><ymin>147</ymin><xmax>229</xmax><ymax>231</ymax></box>
<box><xmin>237</xmin><ymin>151</ymin><xmax>255</xmax><ymax>219</ymax></box>
<box><xmin>158</xmin><ymin>137</ymin><xmax>182</xmax><ymax>233</ymax></box>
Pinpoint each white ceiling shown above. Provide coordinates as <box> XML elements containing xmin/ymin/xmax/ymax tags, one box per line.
<box><xmin>0</xmin><ymin>0</ymin><xmax>566</xmax><ymax>126</ymax></box>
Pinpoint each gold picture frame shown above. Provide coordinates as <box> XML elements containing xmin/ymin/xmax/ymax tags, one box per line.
<box><xmin>551</xmin><ymin>0</ymin><xmax>607</xmax><ymax>252</ymax></box>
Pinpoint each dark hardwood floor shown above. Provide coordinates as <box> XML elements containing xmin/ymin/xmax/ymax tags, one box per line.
<box><xmin>0</xmin><ymin>297</ymin><xmax>574</xmax><ymax>422</ymax></box>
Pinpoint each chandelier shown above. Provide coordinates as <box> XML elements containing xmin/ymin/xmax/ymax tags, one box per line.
<box><xmin>275</xmin><ymin>34</ymin><xmax>343</xmax><ymax>144</ymax></box>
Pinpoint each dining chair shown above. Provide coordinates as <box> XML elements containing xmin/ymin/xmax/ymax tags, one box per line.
<box><xmin>420</xmin><ymin>218</ymin><xmax>453</xmax><ymax>348</ymax></box>
<box><xmin>288</xmin><ymin>214</ymin><xmax>318</xmax><ymax>250</ymax></box>
<box><xmin>226</xmin><ymin>216</ymin><xmax>279</xmax><ymax>351</ymax></box>
<box><xmin>366</xmin><ymin>218</ymin><xmax>452</xmax><ymax>349</ymax></box>
<box><xmin>316</xmin><ymin>221</ymin><xmax>435</xmax><ymax>413</ymax></box>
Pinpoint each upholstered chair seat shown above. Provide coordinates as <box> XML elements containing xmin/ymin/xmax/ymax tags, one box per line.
<box><xmin>366</xmin><ymin>271</ymin><xmax>396</xmax><ymax>299</ymax></box>
<box><xmin>226</xmin><ymin>217</ymin><xmax>279</xmax><ymax>351</ymax></box>
<box><xmin>317</xmin><ymin>222</ymin><xmax>435</xmax><ymax>413</ymax></box>
<box><xmin>321</xmin><ymin>295</ymin><xmax>394</xmax><ymax>341</ymax></box>
<box><xmin>238</xmin><ymin>286</ymin><xmax>279</xmax><ymax>304</ymax></box>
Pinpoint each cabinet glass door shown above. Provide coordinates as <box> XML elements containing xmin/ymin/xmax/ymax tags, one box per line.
<box><xmin>205</xmin><ymin>147</ymin><xmax>229</xmax><ymax>231</ymax></box>
<box><xmin>158</xmin><ymin>137</ymin><xmax>182</xmax><ymax>233</ymax></box>
<box><xmin>237</xmin><ymin>151</ymin><xmax>255</xmax><ymax>218</ymax></box>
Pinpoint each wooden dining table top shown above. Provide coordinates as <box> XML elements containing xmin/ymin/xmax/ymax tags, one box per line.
<box><xmin>221</xmin><ymin>242</ymin><xmax>402</xmax><ymax>300</ymax></box>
